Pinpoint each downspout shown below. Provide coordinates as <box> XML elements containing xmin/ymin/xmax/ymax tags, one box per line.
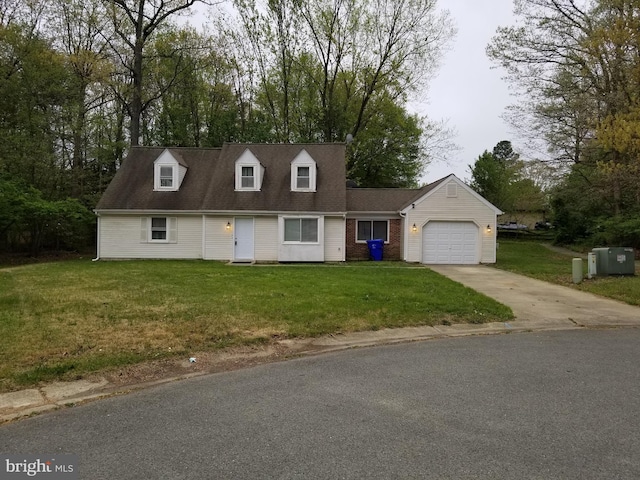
<box><xmin>202</xmin><ymin>214</ymin><xmax>206</xmax><ymax>260</ymax></box>
<box><xmin>342</xmin><ymin>213</ymin><xmax>347</xmax><ymax>262</ymax></box>
<box><xmin>399</xmin><ymin>211</ymin><xmax>408</xmax><ymax>262</ymax></box>
<box><xmin>92</xmin><ymin>213</ymin><xmax>100</xmax><ymax>261</ymax></box>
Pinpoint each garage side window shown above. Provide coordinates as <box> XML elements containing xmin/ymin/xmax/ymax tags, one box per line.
<box><xmin>357</xmin><ymin>220</ymin><xmax>388</xmax><ymax>242</ymax></box>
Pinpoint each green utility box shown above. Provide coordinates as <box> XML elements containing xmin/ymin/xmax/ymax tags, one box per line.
<box><xmin>592</xmin><ymin>247</ymin><xmax>636</xmax><ymax>276</ymax></box>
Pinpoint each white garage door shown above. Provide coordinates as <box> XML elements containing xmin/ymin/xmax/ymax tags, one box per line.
<box><xmin>422</xmin><ymin>221</ymin><xmax>478</xmax><ymax>264</ymax></box>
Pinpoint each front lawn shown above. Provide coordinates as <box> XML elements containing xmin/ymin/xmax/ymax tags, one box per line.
<box><xmin>0</xmin><ymin>260</ymin><xmax>512</xmax><ymax>391</ymax></box>
<box><xmin>494</xmin><ymin>240</ymin><xmax>640</xmax><ymax>306</ymax></box>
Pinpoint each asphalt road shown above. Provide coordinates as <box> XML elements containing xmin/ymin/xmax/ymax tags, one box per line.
<box><xmin>2</xmin><ymin>329</ymin><xmax>640</xmax><ymax>479</ymax></box>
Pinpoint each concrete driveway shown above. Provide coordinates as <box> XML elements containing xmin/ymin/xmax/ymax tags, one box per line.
<box><xmin>429</xmin><ymin>265</ymin><xmax>640</xmax><ymax>328</ymax></box>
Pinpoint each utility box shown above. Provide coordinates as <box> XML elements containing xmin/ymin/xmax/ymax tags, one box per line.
<box><xmin>587</xmin><ymin>252</ymin><xmax>597</xmax><ymax>279</ymax></box>
<box><xmin>592</xmin><ymin>247</ymin><xmax>635</xmax><ymax>276</ymax></box>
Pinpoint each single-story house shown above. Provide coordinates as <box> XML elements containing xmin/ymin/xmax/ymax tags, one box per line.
<box><xmin>95</xmin><ymin>143</ymin><xmax>501</xmax><ymax>264</ymax></box>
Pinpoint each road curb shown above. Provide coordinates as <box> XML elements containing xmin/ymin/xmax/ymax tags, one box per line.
<box><xmin>0</xmin><ymin>318</ymin><xmax>602</xmax><ymax>425</ymax></box>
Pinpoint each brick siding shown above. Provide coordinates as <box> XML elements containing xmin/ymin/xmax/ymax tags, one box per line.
<box><xmin>346</xmin><ymin>218</ymin><xmax>402</xmax><ymax>261</ymax></box>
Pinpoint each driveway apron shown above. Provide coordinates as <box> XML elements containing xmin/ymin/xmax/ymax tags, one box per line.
<box><xmin>429</xmin><ymin>265</ymin><xmax>640</xmax><ymax>328</ymax></box>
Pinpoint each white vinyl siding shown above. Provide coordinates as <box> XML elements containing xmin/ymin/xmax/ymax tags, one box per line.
<box><xmin>405</xmin><ymin>179</ymin><xmax>497</xmax><ymax>264</ymax></box>
<box><xmin>203</xmin><ymin>216</ymin><xmax>278</xmax><ymax>261</ymax></box>
<box><xmin>324</xmin><ymin>217</ymin><xmax>345</xmax><ymax>262</ymax></box>
<box><xmin>254</xmin><ymin>217</ymin><xmax>278</xmax><ymax>261</ymax></box>
<box><xmin>100</xmin><ymin>215</ymin><xmax>201</xmax><ymax>259</ymax></box>
<box><xmin>204</xmin><ymin>217</ymin><xmax>233</xmax><ymax>260</ymax></box>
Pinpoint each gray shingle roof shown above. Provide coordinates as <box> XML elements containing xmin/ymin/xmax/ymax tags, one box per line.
<box><xmin>96</xmin><ymin>143</ymin><xmax>348</xmax><ymax>213</ymax></box>
<box><xmin>346</xmin><ymin>175</ymin><xmax>450</xmax><ymax>213</ymax></box>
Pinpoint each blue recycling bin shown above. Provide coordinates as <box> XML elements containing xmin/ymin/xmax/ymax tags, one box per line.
<box><xmin>366</xmin><ymin>239</ymin><xmax>384</xmax><ymax>261</ymax></box>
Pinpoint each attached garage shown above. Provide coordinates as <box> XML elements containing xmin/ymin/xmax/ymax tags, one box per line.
<box><xmin>401</xmin><ymin>175</ymin><xmax>502</xmax><ymax>264</ymax></box>
<box><xmin>422</xmin><ymin>221</ymin><xmax>478</xmax><ymax>264</ymax></box>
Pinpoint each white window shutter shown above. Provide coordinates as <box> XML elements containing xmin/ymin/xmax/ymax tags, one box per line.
<box><xmin>140</xmin><ymin>217</ymin><xmax>148</xmax><ymax>242</ymax></box>
<box><xmin>169</xmin><ymin>217</ymin><xmax>178</xmax><ymax>243</ymax></box>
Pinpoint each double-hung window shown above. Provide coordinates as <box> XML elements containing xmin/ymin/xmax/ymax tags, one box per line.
<box><xmin>357</xmin><ymin>220</ymin><xmax>388</xmax><ymax>242</ymax></box>
<box><xmin>150</xmin><ymin>217</ymin><xmax>168</xmax><ymax>241</ymax></box>
<box><xmin>142</xmin><ymin>217</ymin><xmax>177</xmax><ymax>243</ymax></box>
<box><xmin>241</xmin><ymin>166</ymin><xmax>254</xmax><ymax>188</ymax></box>
<box><xmin>296</xmin><ymin>166</ymin><xmax>310</xmax><ymax>189</ymax></box>
<box><xmin>284</xmin><ymin>218</ymin><xmax>318</xmax><ymax>243</ymax></box>
<box><xmin>159</xmin><ymin>166</ymin><xmax>174</xmax><ymax>188</ymax></box>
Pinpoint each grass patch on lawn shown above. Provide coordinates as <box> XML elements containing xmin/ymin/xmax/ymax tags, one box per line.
<box><xmin>0</xmin><ymin>260</ymin><xmax>512</xmax><ymax>391</ymax></box>
<box><xmin>494</xmin><ymin>240</ymin><xmax>640</xmax><ymax>306</ymax></box>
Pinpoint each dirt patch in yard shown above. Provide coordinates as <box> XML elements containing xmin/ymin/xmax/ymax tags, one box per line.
<box><xmin>84</xmin><ymin>341</ymin><xmax>321</xmax><ymax>390</ymax></box>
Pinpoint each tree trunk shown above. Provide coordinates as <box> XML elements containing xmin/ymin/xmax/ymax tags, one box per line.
<box><xmin>130</xmin><ymin>36</ymin><xmax>144</xmax><ymax>146</ymax></box>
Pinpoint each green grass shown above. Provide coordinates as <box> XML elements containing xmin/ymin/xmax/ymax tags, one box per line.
<box><xmin>494</xmin><ymin>240</ymin><xmax>640</xmax><ymax>305</ymax></box>
<box><xmin>0</xmin><ymin>260</ymin><xmax>513</xmax><ymax>391</ymax></box>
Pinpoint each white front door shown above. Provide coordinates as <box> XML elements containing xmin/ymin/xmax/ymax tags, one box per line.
<box><xmin>422</xmin><ymin>221</ymin><xmax>478</xmax><ymax>264</ymax></box>
<box><xmin>234</xmin><ymin>217</ymin><xmax>254</xmax><ymax>261</ymax></box>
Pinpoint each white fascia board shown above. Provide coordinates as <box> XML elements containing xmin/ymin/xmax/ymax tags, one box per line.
<box><xmin>95</xmin><ymin>209</ymin><xmax>204</xmax><ymax>215</ymax></box>
<box><xmin>400</xmin><ymin>174</ymin><xmax>503</xmax><ymax>215</ymax></box>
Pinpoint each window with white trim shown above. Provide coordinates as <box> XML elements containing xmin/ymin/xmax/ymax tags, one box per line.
<box><xmin>141</xmin><ymin>217</ymin><xmax>178</xmax><ymax>243</ymax></box>
<box><xmin>234</xmin><ymin>150</ymin><xmax>263</xmax><ymax>191</ymax></box>
<box><xmin>357</xmin><ymin>220</ymin><xmax>388</xmax><ymax>242</ymax></box>
<box><xmin>296</xmin><ymin>166</ymin><xmax>310</xmax><ymax>189</ymax></box>
<box><xmin>159</xmin><ymin>166</ymin><xmax>174</xmax><ymax>188</ymax></box>
<box><xmin>290</xmin><ymin>150</ymin><xmax>317</xmax><ymax>192</ymax></box>
<box><xmin>151</xmin><ymin>217</ymin><xmax>167</xmax><ymax>241</ymax></box>
<box><xmin>241</xmin><ymin>166</ymin><xmax>254</xmax><ymax>188</ymax></box>
<box><xmin>284</xmin><ymin>218</ymin><xmax>318</xmax><ymax>243</ymax></box>
<box><xmin>153</xmin><ymin>150</ymin><xmax>187</xmax><ymax>191</ymax></box>
<box><xmin>154</xmin><ymin>163</ymin><xmax>179</xmax><ymax>191</ymax></box>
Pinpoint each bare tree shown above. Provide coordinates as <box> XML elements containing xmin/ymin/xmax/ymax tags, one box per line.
<box><xmin>105</xmin><ymin>0</ymin><xmax>199</xmax><ymax>145</ymax></box>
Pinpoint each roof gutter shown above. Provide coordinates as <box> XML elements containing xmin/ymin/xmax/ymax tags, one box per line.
<box><xmin>95</xmin><ymin>209</ymin><xmax>350</xmax><ymax>216</ymax></box>
<box><xmin>399</xmin><ymin>210</ymin><xmax>409</xmax><ymax>262</ymax></box>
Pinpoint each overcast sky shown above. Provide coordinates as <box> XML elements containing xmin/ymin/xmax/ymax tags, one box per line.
<box><xmin>192</xmin><ymin>0</ymin><xmax>519</xmax><ymax>186</ymax></box>
<box><xmin>417</xmin><ymin>0</ymin><xmax>517</xmax><ymax>184</ymax></box>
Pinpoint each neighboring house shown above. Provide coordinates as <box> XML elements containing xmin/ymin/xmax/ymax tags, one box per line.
<box><xmin>95</xmin><ymin>143</ymin><xmax>501</xmax><ymax>264</ymax></box>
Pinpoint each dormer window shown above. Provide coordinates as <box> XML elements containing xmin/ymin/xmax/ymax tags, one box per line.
<box><xmin>241</xmin><ymin>166</ymin><xmax>255</xmax><ymax>188</ymax></box>
<box><xmin>235</xmin><ymin>149</ymin><xmax>264</xmax><ymax>191</ymax></box>
<box><xmin>296</xmin><ymin>166</ymin><xmax>310</xmax><ymax>189</ymax></box>
<box><xmin>160</xmin><ymin>166</ymin><xmax>174</xmax><ymax>188</ymax></box>
<box><xmin>291</xmin><ymin>149</ymin><xmax>316</xmax><ymax>192</ymax></box>
<box><xmin>154</xmin><ymin>149</ymin><xmax>187</xmax><ymax>191</ymax></box>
